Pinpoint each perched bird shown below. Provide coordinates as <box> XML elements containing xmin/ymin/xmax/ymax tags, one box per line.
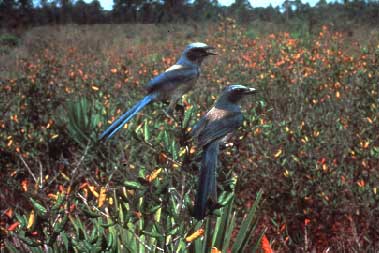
<box><xmin>99</xmin><ymin>42</ymin><xmax>216</xmax><ymax>141</ymax></box>
<box><xmin>191</xmin><ymin>84</ymin><xmax>257</xmax><ymax>219</ymax></box>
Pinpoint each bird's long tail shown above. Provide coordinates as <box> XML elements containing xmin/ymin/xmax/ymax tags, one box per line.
<box><xmin>193</xmin><ymin>141</ymin><xmax>219</xmax><ymax>220</ymax></box>
<box><xmin>99</xmin><ymin>94</ymin><xmax>156</xmax><ymax>141</ymax></box>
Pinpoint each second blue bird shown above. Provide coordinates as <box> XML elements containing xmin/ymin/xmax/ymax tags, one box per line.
<box><xmin>191</xmin><ymin>84</ymin><xmax>258</xmax><ymax>219</ymax></box>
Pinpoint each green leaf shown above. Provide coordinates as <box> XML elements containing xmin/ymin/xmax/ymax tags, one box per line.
<box><xmin>106</xmin><ymin>231</ymin><xmax>114</xmax><ymax>250</ymax></box>
<box><xmin>231</xmin><ymin>189</ymin><xmax>262</xmax><ymax>252</ymax></box>
<box><xmin>171</xmin><ymin>140</ymin><xmax>178</xmax><ymax>160</ymax></box>
<box><xmin>63</xmin><ymin>97</ymin><xmax>103</xmax><ymax>147</ymax></box>
<box><xmin>51</xmin><ymin>193</ymin><xmax>65</xmax><ymax>212</ymax></box>
<box><xmin>138</xmin><ymin>167</ymin><xmax>146</xmax><ymax>179</ymax></box>
<box><xmin>176</xmin><ymin>241</ymin><xmax>187</xmax><ymax>252</ymax></box>
<box><xmin>167</xmin><ymin>226</ymin><xmax>180</xmax><ymax>235</ymax></box>
<box><xmin>163</xmin><ymin>130</ymin><xmax>169</xmax><ymax>148</ymax></box>
<box><xmin>213</xmin><ymin>196</ymin><xmax>235</xmax><ymax>250</ymax></box>
<box><xmin>217</xmin><ymin>191</ymin><xmax>234</xmax><ymax>206</ymax></box>
<box><xmin>118</xmin><ymin>203</ymin><xmax>124</xmax><ymax>224</ymax></box>
<box><xmin>147</xmin><ymin>205</ymin><xmax>161</xmax><ymax>215</ymax></box>
<box><xmin>370</xmin><ymin>146</ymin><xmax>379</xmax><ymax>158</ymax></box>
<box><xmin>99</xmin><ymin>222</ymin><xmax>116</xmax><ymax>228</ymax></box>
<box><xmin>193</xmin><ymin>222</ymin><xmax>205</xmax><ymax>252</ymax></box>
<box><xmin>30</xmin><ymin>198</ymin><xmax>48</xmax><ymax>217</ymax></box>
<box><xmin>80</xmin><ymin>206</ymin><xmax>102</xmax><ymax>218</ymax></box>
<box><xmin>250</xmin><ymin>229</ymin><xmax>266</xmax><ymax>253</ymax></box>
<box><xmin>61</xmin><ymin>232</ymin><xmax>69</xmax><ymax>251</ymax></box>
<box><xmin>144</xmin><ymin>119</ymin><xmax>150</xmax><ymax>142</ymax></box>
<box><xmin>123</xmin><ymin>180</ymin><xmax>143</xmax><ymax>189</ymax></box>
<box><xmin>15</xmin><ymin>212</ymin><xmax>27</xmax><ymax>228</ymax></box>
<box><xmin>18</xmin><ymin>231</ymin><xmax>41</xmax><ymax>247</ymax></box>
<box><xmin>222</xmin><ymin>211</ymin><xmax>236</xmax><ymax>252</ymax></box>
<box><xmin>4</xmin><ymin>240</ymin><xmax>19</xmax><ymax>253</ymax></box>
<box><xmin>31</xmin><ymin>247</ymin><xmax>44</xmax><ymax>253</ymax></box>
<box><xmin>142</xmin><ymin>230</ymin><xmax>165</xmax><ymax>239</ymax></box>
<box><xmin>182</xmin><ymin>105</ymin><xmax>194</xmax><ymax>129</ymax></box>
<box><xmin>53</xmin><ymin>214</ymin><xmax>68</xmax><ymax>233</ymax></box>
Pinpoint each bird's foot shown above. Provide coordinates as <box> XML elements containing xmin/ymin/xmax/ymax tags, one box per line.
<box><xmin>225</xmin><ymin>142</ymin><xmax>234</xmax><ymax>148</ymax></box>
<box><xmin>175</xmin><ymin>103</ymin><xmax>185</xmax><ymax>113</ymax></box>
<box><xmin>220</xmin><ymin>142</ymin><xmax>234</xmax><ymax>150</ymax></box>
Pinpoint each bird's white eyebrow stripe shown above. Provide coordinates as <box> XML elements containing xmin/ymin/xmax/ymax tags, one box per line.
<box><xmin>230</xmin><ymin>84</ymin><xmax>247</xmax><ymax>90</ymax></box>
<box><xmin>187</xmin><ymin>42</ymin><xmax>209</xmax><ymax>48</ymax></box>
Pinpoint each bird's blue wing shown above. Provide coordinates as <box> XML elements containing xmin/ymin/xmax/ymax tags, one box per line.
<box><xmin>145</xmin><ymin>66</ymin><xmax>199</xmax><ymax>93</ymax></box>
<box><xmin>190</xmin><ymin>115</ymin><xmax>208</xmax><ymax>138</ymax></box>
<box><xmin>197</xmin><ymin>112</ymin><xmax>243</xmax><ymax>147</ymax></box>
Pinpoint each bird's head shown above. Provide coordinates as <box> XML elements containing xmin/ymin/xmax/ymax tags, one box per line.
<box><xmin>182</xmin><ymin>42</ymin><xmax>217</xmax><ymax>65</ymax></box>
<box><xmin>219</xmin><ymin>84</ymin><xmax>257</xmax><ymax>104</ymax></box>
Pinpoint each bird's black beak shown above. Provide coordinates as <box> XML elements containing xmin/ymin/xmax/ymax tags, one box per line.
<box><xmin>205</xmin><ymin>46</ymin><xmax>217</xmax><ymax>56</ymax></box>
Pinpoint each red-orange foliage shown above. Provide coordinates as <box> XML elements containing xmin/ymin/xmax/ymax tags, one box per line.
<box><xmin>261</xmin><ymin>234</ymin><xmax>273</xmax><ymax>253</ymax></box>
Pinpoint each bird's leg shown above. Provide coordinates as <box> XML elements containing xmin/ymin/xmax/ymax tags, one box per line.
<box><xmin>168</xmin><ymin>97</ymin><xmax>185</xmax><ymax>115</ymax></box>
<box><xmin>161</xmin><ymin>99</ymin><xmax>176</xmax><ymax>121</ymax></box>
<box><xmin>162</xmin><ymin>98</ymin><xmax>184</xmax><ymax>124</ymax></box>
<box><xmin>168</xmin><ymin>98</ymin><xmax>179</xmax><ymax>114</ymax></box>
<box><xmin>162</xmin><ymin>109</ymin><xmax>175</xmax><ymax>121</ymax></box>
<box><xmin>176</xmin><ymin>102</ymin><xmax>186</xmax><ymax>138</ymax></box>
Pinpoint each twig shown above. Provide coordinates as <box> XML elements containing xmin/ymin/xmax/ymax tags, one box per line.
<box><xmin>76</xmin><ymin>193</ymin><xmax>109</xmax><ymax>218</ymax></box>
<box><xmin>68</xmin><ymin>143</ymin><xmax>91</xmax><ymax>191</ymax></box>
<box><xmin>131</xmin><ymin>231</ymin><xmax>165</xmax><ymax>252</ymax></box>
<box><xmin>18</xmin><ymin>154</ymin><xmax>38</xmax><ymax>185</ymax></box>
<box><xmin>350</xmin><ymin>216</ymin><xmax>361</xmax><ymax>250</ymax></box>
<box><xmin>73</xmin><ymin>143</ymin><xmax>91</xmax><ymax>175</ymax></box>
<box><xmin>38</xmin><ymin>159</ymin><xmax>43</xmax><ymax>188</ymax></box>
<box><xmin>304</xmin><ymin>221</ymin><xmax>309</xmax><ymax>252</ymax></box>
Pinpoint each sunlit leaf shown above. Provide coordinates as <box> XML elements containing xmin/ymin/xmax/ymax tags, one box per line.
<box><xmin>145</xmin><ymin>168</ymin><xmax>162</xmax><ymax>183</ymax></box>
<box><xmin>7</xmin><ymin>221</ymin><xmax>20</xmax><ymax>231</ymax></box>
<box><xmin>185</xmin><ymin>229</ymin><xmax>204</xmax><ymax>243</ymax></box>
<box><xmin>98</xmin><ymin>187</ymin><xmax>107</xmax><ymax>208</ymax></box>
<box><xmin>27</xmin><ymin>210</ymin><xmax>35</xmax><ymax>229</ymax></box>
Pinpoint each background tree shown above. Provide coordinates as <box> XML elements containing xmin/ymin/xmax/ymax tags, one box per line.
<box><xmin>192</xmin><ymin>0</ymin><xmax>220</xmax><ymax>22</ymax></box>
<box><xmin>0</xmin><ymin>0</ymin><xmax>20</xmax><ymax>28</ymax></box>
<box><xmin>113</xmin><ymin>0</ymin><xmax>143</xmax><ymax>23</ymax></box>
<box><xmin>1</xmin><ymin>0</ymin><xmax>379</xmax><ymax>32</ymax></box>
<box><xmin>87</xmin><ymin>0</ymin><xmax>104</xmax><ymax>23</ymax></box>
<box><xmin>18</xmin><ymin>0</ymin><xmax>34</xmax><ymax>24</ymax></box>
<box><xmin>139</xmin><ymin>0</ymin><xmax>158</xmax><ymax>23</ymax></box>
<box><xmin>60</xmin><ymin>0</ymin><xmax>72</xmax><ymax>23</ymax></box>
<box><xmin>160</xmin><ymin>0</ymin><xmax>190</xmax><ymax>22</ymax></box>
<box><xmin>230</xmin><ymin>0</ymin><xmax>253</xmax><ymax>23</ymax></box>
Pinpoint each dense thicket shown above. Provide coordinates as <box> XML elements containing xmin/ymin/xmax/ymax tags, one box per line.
<box><xmin>1</xmin><ymin>0</ymin><xmax>379</xmax><ymax>29</ymax></box>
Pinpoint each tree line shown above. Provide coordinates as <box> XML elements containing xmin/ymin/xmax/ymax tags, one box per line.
<box><xmin>1</xmin><ymin>0</ymin><xmax>379</xmax><ymax>29</ymax></box>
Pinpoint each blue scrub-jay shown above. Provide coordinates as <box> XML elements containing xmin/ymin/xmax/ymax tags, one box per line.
<box><xmin>191</xmin><ymin>84</ymin><xmax>257</xmax><ymax>219</ymax></box>
<box><xmin>99</xmin><ymin>42</ymin><xmax>216</xmax><ymax>140</ymax></box>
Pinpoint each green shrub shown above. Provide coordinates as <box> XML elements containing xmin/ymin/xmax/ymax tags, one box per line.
<box><xmin>0</xmin><ymin>34</ymin><xmax>20</xmax><ymax>47</ymax></box>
